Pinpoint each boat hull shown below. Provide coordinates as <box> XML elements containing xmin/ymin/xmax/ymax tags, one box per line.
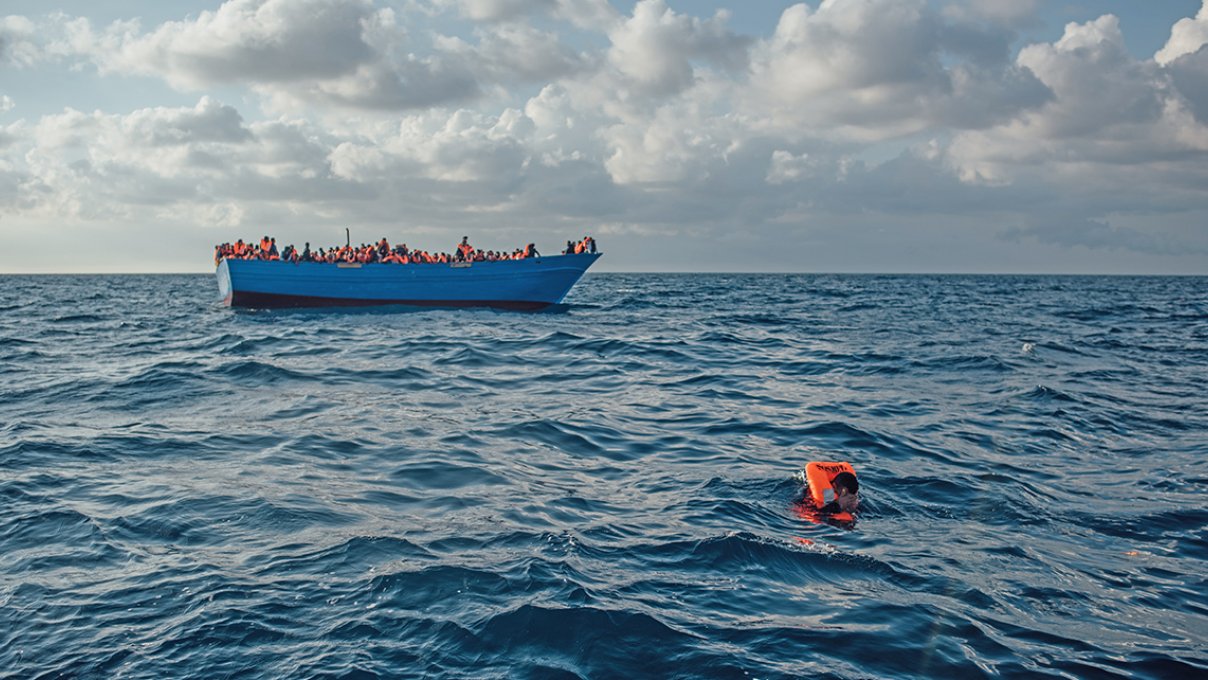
<box><xmin>216</xmin><ymin>254</ymin><xmax>601</xmax><ymax>310</ymax></box>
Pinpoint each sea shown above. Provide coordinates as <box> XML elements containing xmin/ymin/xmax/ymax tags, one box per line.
<box><xmin>1</xmin><ymin>273</ymin><xmax>1206</xmax><ymax>679</ymax></box>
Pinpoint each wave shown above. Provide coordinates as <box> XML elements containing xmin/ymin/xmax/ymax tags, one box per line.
<box><xmin>4</xmin><ymin>273</ymin><xmax>1207</xmax><ymax>678</ymax></box>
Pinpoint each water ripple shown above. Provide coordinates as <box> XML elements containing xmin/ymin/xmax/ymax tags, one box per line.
<box><xmin>1</xmin><ymin>273</ymin><xmax>1206</xmax><ymax>678</ymax></box>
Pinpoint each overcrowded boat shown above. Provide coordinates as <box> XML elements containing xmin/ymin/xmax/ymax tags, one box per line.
<box><xmin>215</xmin><ymin>235</ymin><xmax>601</xmax><ymax>310</ymax></box>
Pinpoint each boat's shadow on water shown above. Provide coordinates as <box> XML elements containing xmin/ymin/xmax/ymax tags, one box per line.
<box><xmin>217</xmin><ymin>301</ymin><xmax>575</xmax><ymax>316</ymax></box>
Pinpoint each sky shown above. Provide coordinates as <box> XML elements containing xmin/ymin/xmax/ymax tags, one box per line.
<box><xmin>2</xmin><ymin>0</ymin><xmax>1208</xmax><ymax>274</ymax></box>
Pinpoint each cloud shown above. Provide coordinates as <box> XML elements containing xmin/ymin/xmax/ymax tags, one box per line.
<box><xmin>942</xmin><ymin>0</ymin><xmax>1040</xmax><ymax>29</ymax></box>
<box><xmin>99</xmin><ymin>0</ymin><xmax>381</xmax><ymax>86</ymax></box>
<box><xmin>946</xmin><ymin>15</ymin><xmax>1199</xmax><ymax>185</ymax></box>
<box><xmin>765</xmin><ymin>150</ymin><xmax>812</xmax><ymax>185</ymax></box>
<box><xmin>1159</xmin><ymin>2</ymin><xmax>1208</xmax><ymax>126</ymax></box>
<box><xmin>596</xmin><ymin>76</ymin><xmax>743</xmax><ymax>184</ymax></box>
<box><xmin>436</xmin><ymin>23</ymin><xmax>593</xmax><ymax>84</ymax></box>
<box><xmin>3</xmin><ymin>2</ymin><xmax>1208</xmax><ymax>272</ymax></box>
<box><xmin>1002</xmin><ymin>216</ymin><xmax>1190</xmax><ymax>256</ymax></box>
<box><xmin>126</xmin><ymin>97</ymin><xmax>253</xmax><ymax>147</ymax></box>
<box><xmin>607</xmin><ymin>0</ymin><xmax>751</xmax><ymax>96</ymax></box>
<box><xmin>0</xmin><ymin>15</ymin><xmax>41</xmax><ymax>66</ymax></box>
<box><xmin>4</xmin><ymin>97</ymin><xmax>375</xmax><ymax>226</ymax></box>
<box><xmin>1156</xmin><ymin>0</ymin><xmax>1208</xmax><ymax>65</ymax></box>
<box><xmin>0</xmin><ymin>95</ymin><xmax>13</xmax><ymax>114</ymax></box>
<box><xmin>434</xmin><ymin>0</ymin><xmax>618</xmax><ymax>28</ymax></box>
<box><xmin>74</xmin><ymin>0</ymin><xmax>479</xmax><ymax>110</ymax></box>
<box><xmin>1016</xmin><ymin>15</ymin><xmax>1163</xmax><ymax>137</ymax></box>
<box><xmin>333</xmin><ymin>107</ymin><xmax>535</xmax><ymax>187</ymax></box>
<box><xmin>276</xmin><ymin>58</ymin><xmax>480</xmax><ymax>110</ymax></box>
<box><xmin>939</xmin><ymin>14</ymin><xmax>1208</xmax><ymax>254</ymax></box>
<box><xmin>1167</xmin><ymin>47</ymin><xmax>1208</xmax><ymax>125</ymax></box>
<box><xmin>746</xmin><ymin>0</ymin><xmax>1049</xmax><ymax>140</ymax></box>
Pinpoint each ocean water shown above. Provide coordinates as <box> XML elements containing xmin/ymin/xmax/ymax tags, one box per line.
<box><xmin>1</xmin><ymin>273</ymin><xmax>1206</xmax><ymax>679</ymax></box>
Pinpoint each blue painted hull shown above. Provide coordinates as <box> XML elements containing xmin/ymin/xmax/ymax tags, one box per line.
<box><xmin>216</xmin><ymin>253</ymin><xmax>601</xmax><ymax>310</ymax></box>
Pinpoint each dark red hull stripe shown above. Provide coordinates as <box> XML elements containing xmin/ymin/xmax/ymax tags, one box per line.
<box><xmin>229</xmin><ymin>290</ymin><xmax>551</xmax><ymax>311</ymax></box>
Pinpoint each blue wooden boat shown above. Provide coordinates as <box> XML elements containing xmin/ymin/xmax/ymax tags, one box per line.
<box><xmin>216</xmin><ymin>253</ymin><xmax>601</xmax><ymax>310</ymax></box>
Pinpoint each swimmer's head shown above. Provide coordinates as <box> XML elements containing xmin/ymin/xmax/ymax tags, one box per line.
<box><xmin>833</xmin><ymin>471</ymin><xmax>859</xmax><ymax>513</ymax></box>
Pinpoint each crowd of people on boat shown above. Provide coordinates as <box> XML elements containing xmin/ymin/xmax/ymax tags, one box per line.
<box><xmin>214</xmin><ymin>235</ymin><xmax>597</xmax><ymax>266</ymax></box>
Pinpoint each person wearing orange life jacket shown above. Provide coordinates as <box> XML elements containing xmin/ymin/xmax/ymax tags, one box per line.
<box><xmin>456</xmin><ymin>236</ymin><xmax>473</xmax><ymax>262</ymax></box>
<box><xmin>523</xmin><ymin>243</ymin><xmax>539</xmax><ymax>258</ymax></box>
<box><xmin>802</xmin><ymin>461</ymin><xmax>859</xmax><ymax>518</ymax></box>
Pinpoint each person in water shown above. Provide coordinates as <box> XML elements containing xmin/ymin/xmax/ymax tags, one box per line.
<box><xmin>800</xmin><ymin>461</ymin><xmax>859</xmax><ymax>520</ymax></box>
<box><xmin>818</xmin><ymin>471</ymin><xmax>858</xmax><ymax>515</ymax></box>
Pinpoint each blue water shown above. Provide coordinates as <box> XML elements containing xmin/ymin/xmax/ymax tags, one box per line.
<box><xmin>2</xmin><ymin>274</ymin><xmax>1206</xmax><ymax>679</ymax></box>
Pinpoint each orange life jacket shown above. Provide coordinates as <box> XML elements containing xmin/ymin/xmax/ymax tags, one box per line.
<box><xmin>804</xmin><ymin>461</ymin><xmax>856</xmax><ymax>521</ymax></box>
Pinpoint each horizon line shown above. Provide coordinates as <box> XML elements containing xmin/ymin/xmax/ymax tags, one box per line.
<box><xmin>2</xmin><ymin>270</ymin><xmax>1206</xmax><ymax>277</ymax></box>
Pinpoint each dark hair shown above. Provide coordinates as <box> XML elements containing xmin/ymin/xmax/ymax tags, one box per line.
<box><xmin>833</xmin><ymin>472</ymin><xmax>858</xmax><ymax>495</ymax></box>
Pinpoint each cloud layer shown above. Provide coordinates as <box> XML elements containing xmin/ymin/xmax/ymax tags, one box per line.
<box><xmin>1</xmin><ymin>0</ymin><xmax>1207</xmax><ymax>272</ymax></box>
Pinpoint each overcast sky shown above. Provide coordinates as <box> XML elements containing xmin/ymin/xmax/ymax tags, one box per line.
<box><xmin>2</xmin><ymin>0</ymin><xmax>1208</xmax><ymax>273</ymax></box>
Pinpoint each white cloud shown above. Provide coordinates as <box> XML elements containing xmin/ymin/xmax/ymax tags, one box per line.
<box><xmin>434</xmin><ymin>0</ymin><xmax>618</xmax><ymax>28</ymax></box>
<box><xmin>598</xmin><ymin>75</ymin><xmax>742</xmax><ymax>184</ymax></box>
<box><xmin>384</xmin><ymin>107</ymin><xmax>534</xmax><ymax>182</ymax></box>
<box><xmin>1158</xmin><ymin>2</ymin><xmax>1208</xmax><ymax>126</ymax></box>
<box><xmin>1167</xmin><ymin>47</ymin><xmax>1208</xmax><ymax>125</ymax></box>
<box><xmin>765</xmin><ymin>150</ymin><xmax>812</xmax><ymax>184</ymax></box>
<box><xmin>0</xmin><ymin>95</ymin><xmax>13</xmax><ymax>114</ymax></box>
<box><xmin>439</xmin><ymin>0</ymin><xmax>555</xmax><ymax>22</ymax></box>
<box><xmin>607</xmin><ymin>0</ymin><xmax>750</xmax><ymax>96</ymax></box>
<box><xmin>72</xmin><ymin>0</ymin><xmax>479</xmax><ymax>111</ymax></box>
<box><xmin>746</xmin><ymin>0</ymin><xmax>1048</xmax><ymax>140</ymax></box>
<box><xmin>1015</xmin><ymin>16</ymin><xmax>1163</xmax><ymax>137</ymax></box>
<box><xmin>1</xmin><ymin>15</ymin><xmax>41</xmax><ymax>66</ymax></box>
<box><xmin>436</xmin><ymin>23</ymin><xmax>593</xmax><ymax>84</ymax></box>
<box><xmin>98</xmin><ymin>0</ymin><xmax>383</xmax><ymax>86</ymax></box>
<box><xmin>190</xmin><ymin>202</ymin><xmax>246</xmax><ymax>228</ymax></box>
<box><xmin>2</xmin><ymin>2</ymin><xmax>1207</xmax><ymax>272</ymax></box>
<box><xmin>125</xmin><ymin>97</ymin><xmax>253</xmax><ymax>147</ymax></box>
<box><xmin>943</xmin><ymin>0</ymin><xmax>1040</xmax><ymax>28</ymax></box>
<box><xmin>7</xmin><ymin>98</ymin><xmax>361</xmax><ymax>225</ymax></box>
<box><xmin>946</xmin><ymin>15</ymin><xmax>1197</xmax><ymax>185</ymax></box>
<box><xmin>277</xmin><ymin>58</ymin><xmax>480</xmax><ymax>110</ymax></box>
<box><xmin>1156</xmin><ymin>0</ymin><xmax>1208</xmax><ymax>65</ymax></box>
<box><xmin>940</xmin><ymin>14</ymin><xmax>1208</xmax><ymax>254</ymax></box>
